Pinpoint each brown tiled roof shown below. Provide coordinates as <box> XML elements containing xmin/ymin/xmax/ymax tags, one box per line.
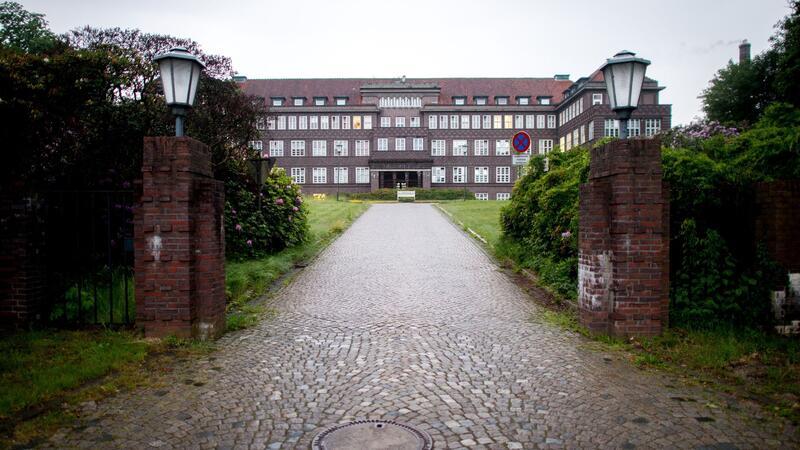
<box><xmin>239</xmin><ymin>77</ymin><xmax>575</xmax><ymax>105</ymax></box>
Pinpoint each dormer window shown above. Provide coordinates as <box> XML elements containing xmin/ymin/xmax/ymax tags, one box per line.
<box><xmin>516</xmin><ymin>96</ymin><xmax>530</xmax><ymax>105</ymax></box>
<box><xmin>537</xmin><ymin>96</ymin><xmax>552</xmax><ymax>105</ymax></box>
<box><xmin>474</xmin><ymin>96</ymin><xmax>488</xmax><ymax>105</ymax></box>
<box><xmin>495</xmin><ymin>96</ymin><xmax>509</xmax><ymax>105</ymax></box>
<box><xmin>314</xmin><ymin>97</ymin><xmax>327</xmax><ymax>106</ymax></box>
<box><xmin>335</xmin><ymin>97</ymin><xmax>348</xmax><ymax>106</ymax></box>
<box><xmin>453</xmin><ymin>96</ymin><xmax>466</xmax><ymax>106</ymax></box>
<box><xmin>271</xmin><ymin>97</ymin><xmax>285</xmax><ymax>106</ymax></box>
<box><xmin>292</xmin><ymin>97</ymin><xmax>305</xmax><ymax>106</ymax></box>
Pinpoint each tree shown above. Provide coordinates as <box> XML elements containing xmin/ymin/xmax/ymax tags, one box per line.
<box><xmin>0</xmin><ymin>1</ymin><xmax>57</xmax><ymax>53</ymax></box>
<box><xmin>770</xmin><ymin>0</ymin><xmax>800</xmax><ymax>108</ymax></box>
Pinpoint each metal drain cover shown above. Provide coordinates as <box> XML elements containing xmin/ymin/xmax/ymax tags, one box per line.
<box><xmin>312</xmin><ymin>420</ymin><xmax>433</xmax><ymax>450</ymax></box>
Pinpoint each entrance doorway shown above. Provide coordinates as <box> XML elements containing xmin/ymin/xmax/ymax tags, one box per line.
<box><xmin>380</xmin><ymin>171</ymin><xmax>422</xmax><ymax>189</ymax></box>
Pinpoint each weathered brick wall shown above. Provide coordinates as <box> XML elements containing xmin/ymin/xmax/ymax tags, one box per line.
<box><xmin>578</xmin><ymin>139</ymin><xmax>669</xmax><ymax>337</ymax></box>
<box><xmin>135</xmin><ymin>137</ymin><xmax>225</xmax><ymax>339</ymax></box>
<box><xmin>0</xmin><ymin>185</ymin><xmax>45</xmax><ymax>327</ymax></box>
<box><xmin>755</xmin><ymin>180</ymin><xmax>800</xmax><ymax>273</ymax></box>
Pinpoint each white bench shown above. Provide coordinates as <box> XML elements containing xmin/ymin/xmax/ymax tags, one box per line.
<box><xmin>397</xmin><ymin>190</ymin><xmax>416</xmax><ymax>202</ymax></box>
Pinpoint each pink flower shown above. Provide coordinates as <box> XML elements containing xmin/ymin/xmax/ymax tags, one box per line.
<box><xmin>292</xmin><ymin>206</ymin><xmax>299</xmax><ymax>212</ymax></box>
<box><xmin>275</xmin><ymin>198</ymin><xmax>284</xmax><ymax>205</ymax></box>
<box><xmin>246</xmin><ymin>239</ymin><xmax>253</xmax><ymax>247</ymax></box>
<box><xmin>235</xmin><ymin>224</ymin><xmax>243</xmax><ymax>232</ymax></box>
<box><xmin>295</xmin><ymin>196</ymin><xmax>303</xmax><ymax>205</ymax></box>
<box><xmin>561</xmin><ymin>230</ymin><xmax>572</xmax><ymax>239</ymax></box>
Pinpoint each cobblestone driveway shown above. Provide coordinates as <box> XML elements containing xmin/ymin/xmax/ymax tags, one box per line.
<box><xmin>47</xmin><ymin>204</ymin><xmax>796</xmax><ymax>449</ymax></box>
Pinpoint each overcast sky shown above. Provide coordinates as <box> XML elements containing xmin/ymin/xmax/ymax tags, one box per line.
<box><xmin>21</xmin><ymin>0</ymin><xmax>793</xmax><ymax>125</ymax></box>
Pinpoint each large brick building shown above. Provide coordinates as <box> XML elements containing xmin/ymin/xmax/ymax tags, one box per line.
<box><xmin>238</xmin><ymin>69</ymin><xmax>671</xmax><ymax>199</ymax></box>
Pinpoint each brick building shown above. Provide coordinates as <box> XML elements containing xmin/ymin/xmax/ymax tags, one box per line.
<box><xmin>238</xmin><ymin>70</ymin><xmax>671</xmax><ymax>199</ymax></box>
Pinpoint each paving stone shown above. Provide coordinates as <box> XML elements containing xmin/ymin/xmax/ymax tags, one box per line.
<box><xmin>40</xmin><ymin>205</ymin><xmax>798</xmax><ymax>449</ymax></box>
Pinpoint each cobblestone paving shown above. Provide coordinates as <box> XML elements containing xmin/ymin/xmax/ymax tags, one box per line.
<box><xmin>46</xmin><ymin>204</ymin><xmax>796</xmax><ymax>449</ymax></box>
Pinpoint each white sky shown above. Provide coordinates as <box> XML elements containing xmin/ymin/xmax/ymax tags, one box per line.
<box><xmin>21</xmin><ymin>0</ymin><xmax>793</xmax><ymax>125</ymax></box>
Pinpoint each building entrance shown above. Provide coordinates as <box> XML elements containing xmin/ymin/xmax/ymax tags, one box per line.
<box><xmin>379</xmin><ymin>171</ymin><xmax>422</xmax><ymax>189</ymax></box>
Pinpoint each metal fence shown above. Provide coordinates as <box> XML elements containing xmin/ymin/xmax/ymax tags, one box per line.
<box><xmin>43</xmin><ymin>190</ymin><xmax>135</xmax><ymax>326</ymax></box>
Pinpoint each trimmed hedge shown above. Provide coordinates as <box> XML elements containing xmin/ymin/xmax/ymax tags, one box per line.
<box><xmin>348</xmin><ymin>188</ymin><xmax>475</xmax><ymax>201</ymax></box>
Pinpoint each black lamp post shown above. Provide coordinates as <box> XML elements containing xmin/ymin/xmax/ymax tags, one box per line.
<box><xmin>154</xmin><ymin>47</ymin><xmax>205</xmax><ymax>137</ymax></box>
<box><xmin>600</xmin><ymin>50</ymin><xmax>649</xmax><ymax>139</ymax></box>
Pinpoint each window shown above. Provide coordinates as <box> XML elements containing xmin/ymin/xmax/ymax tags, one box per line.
<box><xmin>432</xmin><ymin>167</ymin><xmax>446</xmax><ymax>183</ymax></box>
<box><xmin>604</xmin><ymin>119</ymin><xmax>620</xmax><ymax>137</ymax></box>
<box><xmin>428</xmin><ymin>115</ymin><xmax>438</xmax><ymax>129</ymax></box>
<box><xmin>335</xmin><ymin>97</ymin><xmax>347</xmax><ymax>106</ymax></box>
<box><xmin>504</xmin><ymin>115</ymin><xmax>513</xmax><ymax>128</ymax></box>
<box><xmin>299</xmin><ymin>116</ymin><xmax>308</xmax><ymax>129</ymax></box>
<box><xmin>514</xmin><ymin>115</ymin><xmax>524</xmax><ymax>129</ymax></box>
<box><xmin>331</xmin><ymin>115</ymin><xmax>340</xmax><ymax>130</ymax></box>
<box><xmin>474</xmin><ymin>139</ymin><xmax>488</xmax><ymax>156</ymax></box>
<box><xmin>538</xmin><ymin>139</ymin><xmax>553</xmax><ymax>155</ymax></box>
<box><xmin>495</xmin><ymin>96</ymin><xmax>509</xmax><ymax>105</ymax></box>
<box><xmin>271</xmin><ymin>97</ymin><xmax>284</xmax><ymax>106</ymax></box>
<box><xmin>525</xmin><ymin>115</ymin><xmax>535</xmax><ymax>128</ymax></box>
<box><xmin>314</xmin><ymin>97</ymin><xmax>326</xmax><ymax>106</ymax></box>
<box><xmin>412</xmin><ymin>138</ymin><xmax>424</xmax><ymax>151</ymax></box>
<box><xmin>310</xmin><ymin>116</ymin><xmax>319</xmax><ymax>129</ymax></box>
<box><xmin>290</xmin><ymin>140</ymin><xmax>305</xmax><ymax>157</ymax></box>
<box><xmin>588</xmin><ymin>121</ymin><xmax>594</xmax><ymax>141</ymax></box>
<box><xmin>395</xmin><ymin>116</ymin><xmax>406</xmax><ymax>127</ymax></box>
<box><xmin>355</xmin><ymin>140</ymin><xmax>370</xmax><ymax>156</ymax></box>
<box><xmin>353</xmin><ymin>116</ymin><xmax>362</xmax><ymax>130</ymax></box>
<box><xmin>410</xmin><ymin>116</ymin><xmax>420</xmax><ymax>127</ymax></box>
<box><xmin>580</xmin><ymin>125</ymin><xmax>586</xmax><ymax>144</ymax></box>
<box><xmin>474</xmin><ymin>96</ymin><xmax>488</xmax><ymax>105</ymax></box>
<box><xmin>312</xmin><ymin>140</ymin><xmax>327</xmax><ymax>157</ymax></box>
<box><xmin>293</xmin><ymin>97</ymin><xmax>304</xmax><ymax>106</ymax></box>
<box><xmin>288</xmin><ymin>116</ymin><xmax>297</xmax><ymax>130</ymax></box>
<box><xmin>472</xmin><ymin>115</ymin><xmax>481</xmax><ymax>129</ymax></box>
<box><xmin>333</xmin><ymin>167</ymin><xmax>348</xmax><ymax>184</ymax></box>
<box><xmin>475</xmin><ymin>193</ymin><xmax>489</xmax><ymax>201</ymax></box>
<box><xmin>249</xmin><ymin>140</ymin><xmax>263</xmax><ymax>151</ymax></box>
<box><xmin>269</xmin><ymin>140</ymin><xmax>284</xmax><ymax>157</ymax></box>
<box><xmin>560</xmin><ymin>136</ymin><xmax>566</xmax><ymax>149</ymax></box>
<box><xmin>377</xmin><ymin>138</ymin><xmax>388</xmax><ymax>151</ymax></box>
<box><xmin>517</xmin><ymin>96</ymin><xmax>530</xmax><ymax>105</ymax></box>
<box><xmin>312</xmin><ymin>167</ymin><xmax>327</xmax><ymax>184</ymax></box>
<box><xmin>566</xmin><ymin>132</ymin><xmax>572</xmax><ymax>150</ymax></box>
<box><xmin>364</xmin><ymin>116</ymin><xmax>372</xmax><ymax>129</ymax></box>
<box><xmin>495</xmin><ymin>139</ymin><xmax>510</xmax><ymax>156</ymax></box>
<box><xmin>536</xmin><ymin>115</ymin><xmax>545</xmax><ymax>129</ymax></box>
<box><xmin>356</xmin><ymin>167</ymin><xmax>370</xmax><ymax>184</ymax></box>
<box><xmin>628</xmin><ymin>119</ymin><xmax>641</xmax><ymax>137</ymax></box>
<box><xmin>381</xmin><ymin>117</ymin><xmax>391</xmax><ymax>128</ymax></box>
<box><xmin>277</xmin><ymin>116</ymin><xmax>287</xmax><ymax>130</ymax></box>
<box><xmin>395</xmin><ymin>137</ymin><xmax>406</xmax><ymax>151</ymax></box>
<box><xmin>333</xmin><ymin>140</ymin><xmax>349</xmax><ymax>156</ymax></box>
<box><xmin>439</xmin><ymin>115</ymin><xmax>448</xmax><ymax>129</ymax></box>
<box><xmin>483</xmin><ymin>115</ymin><xmax>491</xmax><ymax>129</ymax></box>
<box><xmin>460</xmin><ymin>115</ymin><xmax>470</xmax><ymax>129</ymax></box>
<box><xmin>496</xmin><ymin>166</ymin><xmax>511</xmax><ymax>183</ymax></box>
<box><xmin>453</xmin><ymin>96</ymin><xmax>466</xmax><ymax>105</ymax></box>
<box><xmin>290</xmin><ymin>167</ymin><xmax>305</xmax><ymax>184</ymax></box>
<box><xmin>267</xmin><ymin>117</ymin><xmax>276</xmax><ymax>130</ymax></box>
<box><xmin>431</xmin><ymin>140</ymin><xmax>445</xmax><ymax>156</ymax></box>
<box><xmin>547</xmin><ymin>115</ymin><xmax>556</xmax><ymax>129</ymax></box>
<box><xmin>645</xmin><ymin>119</ymin><xmax>662</xmax><ymax>136</ymax></box>
<box><xmin>592</xmin><ymin>93</ymin><xmax>603</xmax><ymax>105</ymax></box>
<box><xmin>493</xmin><ymin>115</ymin><xmax>502</xmax><ymax>129</ymax></box>
<box><xmin>474</xmin><ymin>166</ymin><xmax>489</xmax><ymax>183</ymax></box>
<box><xmin>496</xmin><ymin>193</ymin><xmax>511</xmax><ymax>200</ymax></box>
<box><xmin>320</xmin><ymin>115</ymin><xmax>329</xmax><ymax>129</ymax></box>
<box><xmin>255</xmin><ymin>117</ymin><xmax>266</xmax><ymax>130</ymax></box>
<box><xmin>342</xmin><ymin>116</ymin><xmax>351</xmax><ymax>130</ymax></box>
<box><xmin>450</xmin><ymin>115</ymin><xmax>459</xmax><ymax>129</ymax></box>
<box><xmin>538</xmin><ymin>97</ymin><xmax>551</xmax><ymax>105</ymax></box>
<box><xmin>452</xmin><ymin>140</ymin><xmax>468</xmax><ymax>156</ymax></box>
<box><xmin>452</xmin><ymin>166</ymin><xmax>466</xmax><ymax>183</ymax></box>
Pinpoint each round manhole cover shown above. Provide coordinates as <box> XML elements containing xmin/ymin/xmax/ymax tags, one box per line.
<box><xmin>312</xmin><ymin>420</ymin><xmax>433</xmax><ymax>450</ymax></box>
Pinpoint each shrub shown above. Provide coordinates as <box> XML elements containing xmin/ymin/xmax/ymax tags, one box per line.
<box><xmin>225</xmin><ymin>168</ymin><xmax>308</xmax><ymax>259</ymax></box>
<box><xmin>348</xmin><ymin>188</ymin><xmax>474</xmax><ymax>201</ymax></box>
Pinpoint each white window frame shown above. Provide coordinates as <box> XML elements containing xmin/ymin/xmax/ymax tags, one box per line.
<box><xmin>539</xmin><ymin>139</ymin><xmax>553</xmax><ymax>155</ymax></box>
<box><xmin>331</xmin><ymin>115</ymin><xmax>340</xmax><ymax>130</ymax></box>
<box><xmin>342</xmin><ymin>116</ymin><xmax>351</xmax><ymax>130</ymax></box>
<box><xmin>525</xmin><ymin>114</ymin><xmax>535</xmax><ymax>129</ymax></box>
<box><xmin>412</xmin><ymin>138</ymin><xmax>424</xmax><ymax>151</ymax></box>
<box><xmin>333</xmin><ymin>167</ymin><xmax>348</xmax><ymax>184</ymax></box>
<box><xmin>547</xmin><ymin>115</ymin><xmax>556</xmax><ymax>129</ymax></box>
<box><xmin>439</xmin><ymin>115</ymin><xmax>448</xmax><ymax>129</ymax></box>
<box><xmin>312</xmin><ymin>167</ymin><xmax>327</xmax><ymax>184</ymax></box>
<box><xmin>592</xmin><ymin>93</ymin><xmax>603</xmax><ymax>105</ymax></box>
<box><xmin>293</xmin><ymin>98</ymin><xmax>304</xmax><ymax>106</ymax></box>
<box><xmin>645</xmin><ymin>119</ymin><xmax>662</xmax><ymax>137</ymax></box>
<box><xmin>364</xmin><ymin>115</ymin><xmax>373</xmax><ymax>129</ymax></box>
<box><xmin>290</xmin><ymin>140</ymin><xmax>306</xmax><ymax>157</ymax></box>
<box><xmin>514</xmin><ymin>115</ymin><xmax>524</xmax><ymax>129</ymax></box>
<box><xmin>450</xmin><ymin>115</ymin><xmax>459</xmax><ymax>129</ymax></box>
<box><xmin>288</xmin><ymin>115</ymin><xmax>297</xmax><ymax>130</ymax></box>
<box><xmin>355</xmin><ymin>140</ymin><xmax>370</xmax><ymax>156</ymax></box>
<box><xmin>355</xmin><ymin>167</ymin><xmax>370</xmax><ymax>184</ymax></box>
<box><xmin>249</xmin><ymin>140</ymin><xmax>263</xmax><ymax>151</ymax></box>
<box><xmin>320</xmin><ymin>115</ymin><xmax>329</xmax><ymax>129</ymax></box>
<box><xmin>474</xmin><ymin>139</ymin><xmax>489</xmax><ymax>156</ymax></box>
<box><xmin>472</xmin><ymin>114</ymin><xmax>481</xmax><ymax>129</ymax></box>
<box><xmin>310</xmin><ymin>116</ymin><xmax>319</xmax><ymax>130</ymax></box>
<box><xmin>381</xmin><ymin>117</ymin><xmax>391</xmax><ymax>128</ymax></box>
<box><xmin>395</xmin><ymin>116</ymin><xmax>406</xmax><ymax>128</ymax></box>
<box><xmin>395</xmin><ymin>137</ymin><xmax>406</xmax><ymax>151</ymax></box>
<box><xmin>452</xmin><ymin>140</ymin><xmax>468</xmax><ymax>157</ymax></box>
<box><xmin>312</xmin><ymin>140</ymin><xmax>327</xmax><ymax>157</ymax></box>
<box><xmin>377</xmin><ymin>138</ymin><xmax>388</xmax><ymax>151</ymax></box>
<box><xmin>475</xmin><ymin>193</ymin><xmax>489</xmax><ymax>201</ymax></box>
<box><xmin>482</xmin><ymin>115</ymin><xmax>492</xmax><ymax>129</ymax></box>
<box><xmin>496</xmin><ymin>193</ymin><xmax>511</xmax><ymax>200</ymax></box>
<box><xmin>495</xmin><ymin>139</ymin><xmax>510</xmax><ymax>156</ymax></box>
<box><xmin>536</xmin><ymin>115</ymin><xmax>545</xmax><ymax>129</ymax></box>
<box><xmin>474</xmin><ymin>166</ymin><xmax>489</xmax><ymax>183</ymax></box>
<box><xmin>428</xmin><ymin>115</ymin><xmax>438</xmax><ymax>129</ymax></box>
<box><xmin>269</xmin><ymin>140</ymin><xmax>284</xmax><ymax>157</ymax></box>
<box><xmin>452</xmin><ymin>166</ymin><xmax>466</xmax><ymax>183</ymax></box>
<box><xmin>299</xmin><ymin>115</ymin><xmax>308</xmax><ymax>130</ymax></box>
<box><xmin>432</xmin><ymin>166</ymin><xmax>446</xmax><ymax>183</ymax></box>
<box><xmin>460</xmin><ymin>115</ymin><xmax>470</xmax><ymax>129</ymax></box>
<box><xmin>431</xmin><ymin>139</ymin><xmax>445</xmax><ymax>156</ymax></box>
<box><xmin>333</xmin><ymin>140</ymin><xmax>349</xmax><ymax>157</ymax></box>
<box><xmin>290</xmin><ymin>167</ymin><xmax>305</xmax><ymax>184</ymax></box>
<box><xmin>410</xmin><ymin>116</ymin><xmax>420</xmax><ymax>128</ymax></box>
<box><xmin>277</xmin><ymin>116</ymin><xmax>287</xmax><ymax>130</ymax></box>
<box><xmin>628</xmin><ymin>119</ymin><xmax>641</xmax><ymax>137</ymax></box>
<box><xmin>496</xmin><ymin>166</ymin><xmax>511</xmax><ymax>183</ymax></box>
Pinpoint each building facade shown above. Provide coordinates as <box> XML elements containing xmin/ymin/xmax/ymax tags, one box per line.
<box><xmin>238</xmin><ymin>71</ymin><xmax>671</xmax><ymax>199</ymax></box>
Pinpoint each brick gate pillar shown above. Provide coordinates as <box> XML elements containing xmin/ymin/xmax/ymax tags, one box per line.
<box><xmin>135</xmin><ymin>137</ymin><xmax>226</xmax><ymax>339</ymax></box>
<box><xmin>578</xmin><ymin>139</ymin><xmax>669</xmax><ymax>337</ymax></box>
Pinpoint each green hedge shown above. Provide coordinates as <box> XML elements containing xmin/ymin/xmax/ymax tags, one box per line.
<box><xmin>348</xmin><ymin>188</ymin><xmax>475</xmax><ymax>201</ymax></box>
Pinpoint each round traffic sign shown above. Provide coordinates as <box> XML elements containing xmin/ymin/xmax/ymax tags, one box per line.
<box><xmin>512</xmin><ymin>131</ymin><xmax>531</xmax><ymax>153</ymax></box>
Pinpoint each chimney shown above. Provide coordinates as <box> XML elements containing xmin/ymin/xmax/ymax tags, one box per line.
<box><xmin>739</xmin><ymin>39</ymin><xmax>751</xmax><ymax>64</ymax></box>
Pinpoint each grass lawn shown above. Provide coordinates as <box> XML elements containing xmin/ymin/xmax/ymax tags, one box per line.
<box><xmin>224</xmin><ymin>198</ymin><xmax>369</xmax><ymax>329</ymax></box>
<box><xmin>438</xmin><ymin>198</ymin><xmax>800</xmax><ymax>424</ymax></box>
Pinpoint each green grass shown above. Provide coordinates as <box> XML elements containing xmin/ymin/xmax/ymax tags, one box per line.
<box><xmin>436</xmin><ymin>200</ymin><xmax>507</xmax><ymax>248</ymax></box>
<box><xmin>50</xmin><ymin>267</ymin><xmax>135</xmax><ymax>324</ymax></box>
<box><xmin>225</xmin><ymin>198</ymin><xmax>369</xmax><ymax>328</ymax></box>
